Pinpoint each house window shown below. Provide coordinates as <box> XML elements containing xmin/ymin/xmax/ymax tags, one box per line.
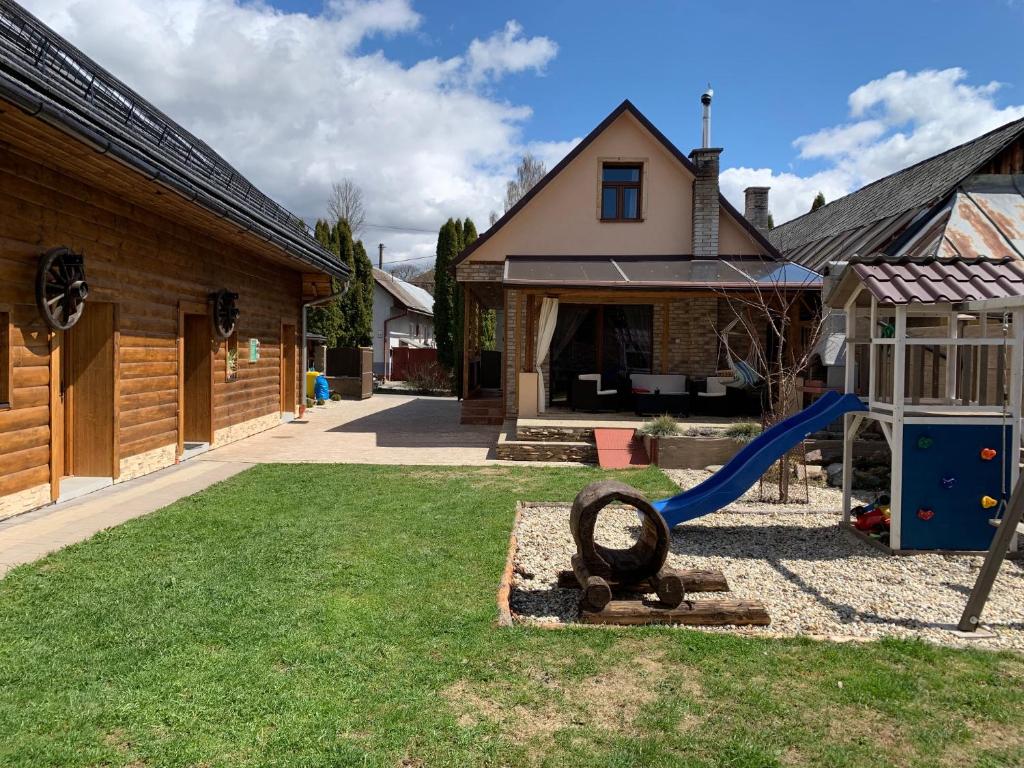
<box><xmin>601</xmin><ymin>163</ymin><xmax>642</xmax><ymax>221</ymax></box>
<box><xmin>225</xmin><ymin>331</ymin><xmax>238</xmax><ymax>382</ymax></box>
<box><xmin>0</xmin><ymin>308</ymin><xmax>10</xmax><ymax>407</ymax></box>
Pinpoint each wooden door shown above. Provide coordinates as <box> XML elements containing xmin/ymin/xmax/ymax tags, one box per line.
<box><xmin>64</xmin><ymin>302</ymin><xmax>115</xmax><ymax>477</ymax></box>
<box><xmin>183</xmin><ymin>313</ymin><xmax>213</xmax><ymax>444</ymax></box>
<box><xmin>281</xmin><ymin>324</ymin><xmax>296</xmax><ymax>413</ymax></box>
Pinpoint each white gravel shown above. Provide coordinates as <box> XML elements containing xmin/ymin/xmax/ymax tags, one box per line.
<box><xmin>510</xmin><ymin>474</ymin><xmax>1024</xmax><ymax>650</ymax></box>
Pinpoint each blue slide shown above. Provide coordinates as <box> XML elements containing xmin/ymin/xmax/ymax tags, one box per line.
<box><xmin>654</xmin><ymin>391</ymin><xmax>867</xmax><ymax>528</ymax></box>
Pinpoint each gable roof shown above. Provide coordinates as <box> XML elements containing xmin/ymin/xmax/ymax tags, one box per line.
<box><xmin>0</xmin><ymin>0</ymin><xmax>346</xmax><ymax>281</ymax></box>
<box><xmin>373</xmin><ymin>268</ymin><xmax>434</xmax><ymax>316</ymax></box>
<box><xmin>453</xmin><ymin>99</ymin><xmax>781</xmax><ymax>267</ymax></box>
<box><xmin>769</xmin><ymin>116</ymin><xmax>1024</xmax><ymax>271</ymax></box>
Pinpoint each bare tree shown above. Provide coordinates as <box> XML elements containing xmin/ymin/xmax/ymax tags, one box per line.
<box><xmin>503</xmin><ymin>153</ymin><xmax>546</xmax><ymax>213</ymax></box>
<box><xmin>488</xmin><ymin>210</ymin><xmax>499</xmax><ymax>226</ymax></box>
<box><xmin>326</xmin><ymin>179</ymin><xmax>366</xmax><ymax>236</ymax></box>
<box><xmin>388</xmin><ymin>263</ymin><xmax>428</xmax><ymax>282</ymax></box>
<box><xmin>714</xmin><ymin>275</ymin><xmax>826</xmax><ymax>502</ymax></box>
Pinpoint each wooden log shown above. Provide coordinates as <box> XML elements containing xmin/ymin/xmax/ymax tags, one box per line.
<box><xmin>581</xmin><ymin>599</ymin><xmax>770</xmax><ymax>627</ymax></box>
<box><xmin>556</xmin><ymin>568</ymin><xmax>729</xmax><ymax>594</ymax></box>
<box><xmin>571</xmin><ymin>554</ymin><xmax>612</xmax><ymax>612</ymax></box>
<box><xmin>653</xmin><ymin>568</ymin><xmax>685</xmax><ymax>608</ymax></box>
<box><xmin>569</xmin><ymin>479</ymin><xmax>668</xmax><ymax>583</ymax></box>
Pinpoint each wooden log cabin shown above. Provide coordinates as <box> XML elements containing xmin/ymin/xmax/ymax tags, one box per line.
<box><xmin>0</xmin><ymin>2</ymin><xmax>347</xmax><ymax>518</ymax></box>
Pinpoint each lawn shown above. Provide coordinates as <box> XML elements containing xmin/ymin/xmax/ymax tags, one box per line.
<box><xmin>0</xmin><ymin>464</ymin><xmax>1022</xmax><ymax>768</ymax></box>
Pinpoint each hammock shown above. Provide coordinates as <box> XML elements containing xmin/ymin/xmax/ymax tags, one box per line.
<box><xmin>717</xmin><ymin>319</ymin><xmax>763</xmax><ymax>389</ymax></box>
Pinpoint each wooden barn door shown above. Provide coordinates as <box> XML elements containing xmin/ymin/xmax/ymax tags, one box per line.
<box><xmin>182</xmin><ymin>312</ymin><xmax>213</xmax><ymax>446</ymax></box>
<box><xmin>64</xmin><ymin>302</ymin><xmax>116</xmax><ymax>478</ymax></box>
<box><xmin>281</xmin><ymin>323</ymin><xmax>296</xmax><ymax>414</ymax></box>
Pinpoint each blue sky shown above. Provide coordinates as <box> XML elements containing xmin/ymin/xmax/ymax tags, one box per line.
<box><xmin>282</xmin><ymin>0</ymin><xmax>1024</xmax><ymax>181</ymax></box>
<box><xmin>26</xmin><ymin>0</ymin><xmax>1024</xmax><ymax>267</ymax></box>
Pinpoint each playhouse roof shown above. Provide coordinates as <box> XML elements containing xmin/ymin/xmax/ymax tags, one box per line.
<box><xmin>828</xmin><ymin>256</ymin><xmax>1024</xmax><ymax>307</ymax></box>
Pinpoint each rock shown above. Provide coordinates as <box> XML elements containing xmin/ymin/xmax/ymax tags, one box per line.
<box><xmin>798</xmin><ymin>464</ymin><xmax>824</xmax><ymax>481</ymax></box>
<box><xmin>826</xmin><ymin>463</ymin><xmax>844</xmax><ymax>487</ymax></box>
<box><xmin>704</xmin><ymin>464</ymin><xmax>724</xmax><ymax>473</ymax></box>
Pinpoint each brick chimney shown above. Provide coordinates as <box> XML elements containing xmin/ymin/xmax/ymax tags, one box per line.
<box><xmin>689</xmin><ymin>147</ymin><xmax>722</xmax><ymax>259</ymax></box>
<box><xmin>743</xmin><ymin>186</ymin><xmax>771</xmax><ymax>232</ymax></box>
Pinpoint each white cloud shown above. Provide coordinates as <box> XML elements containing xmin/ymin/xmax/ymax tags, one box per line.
<box><xmin>722</xmin><ymin>68</ymin><xmax>1024</xmax><ymax>225</ymax></box>
<box><xmin>21</xmin><ymin>0</ymin><xmax>558</xmax><ymax>268</ymax></box>
<box><xmin>466</xmin><ymin>20</ymin><xmax>558</xmax><ymax>85</ymax></box>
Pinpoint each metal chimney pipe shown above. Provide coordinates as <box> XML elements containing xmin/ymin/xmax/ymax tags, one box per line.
<box><xmin>701</xmin><ymin>86</ymin><xmax>713</xmax><ymax>148</ymax></box>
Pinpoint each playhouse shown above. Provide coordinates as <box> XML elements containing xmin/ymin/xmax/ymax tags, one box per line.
<box><xmin>828</xmin><ymin>256</ymin><xmax>1024</xmax><ymax>552</ymax></box>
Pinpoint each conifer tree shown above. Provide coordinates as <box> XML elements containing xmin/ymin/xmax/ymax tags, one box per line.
<box><xmin>307</xmin><ymin>218</ymin><xmax>345</xmax><ymax>348</ymax></box>
<box><xmin>811</xmin><ymin>192</ymin><xmax>826</xmax><ymax>212</ymax></box>
<box><xmin>351</xmin><ymin>239</ymin><xmax>374</xmax><ymax>347</ymax></box>
<box><xmin>433</xmin><ymin>219</ymin><xmax>459</xmax><ymax>369</ymax></box>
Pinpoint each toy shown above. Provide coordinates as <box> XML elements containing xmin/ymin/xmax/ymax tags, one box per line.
<box><xmin>917</xmin><ymin>508</ymin><xmax>935</xmax><ymax>521</ymax></box>
<box><xmin>981</xmin><ymin>496</ymin><xmax>999</xmax><ymax>509</ymax></box>
<box><xmin>852</xmin><ymin>495</ymin><xmax>891</xmax><ymax>533</ymax></box>
<box><xmin>980</xmin><ymin>448</ymin><xmax>997</xmax><ymax>461</ymax></box>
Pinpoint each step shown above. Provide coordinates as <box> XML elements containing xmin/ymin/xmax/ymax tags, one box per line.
<box><xmin>515</xmin><ymin>424</ymin><xmax>596</xmax><ymax>443</ymax></box>
<box><xmin>495</xmin><ymin>428</ymin><xmax>597</xmax><ymax>463</ymax></box>
<box><xmin>461</xmin><ymin>414</ymin><xmax>504</xmax><ymax>426</ymax></box>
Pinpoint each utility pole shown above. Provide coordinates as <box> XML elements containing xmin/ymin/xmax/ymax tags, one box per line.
<box><xmin>378</xmin><ymin>243</ymin><xmax>385</xmax><ymax>269</ymax></box>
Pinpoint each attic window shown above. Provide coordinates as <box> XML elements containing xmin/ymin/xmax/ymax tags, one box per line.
<box><xmin>600</xmin><ymin>163</ymin><xmax>642</xmax><ymax>221</ymax></box>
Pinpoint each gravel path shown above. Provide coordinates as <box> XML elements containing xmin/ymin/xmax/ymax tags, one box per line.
<box><xmin>510</xmin><ymin>474</ymin><xmax>1024</xmax><ymax>650</ymax></box>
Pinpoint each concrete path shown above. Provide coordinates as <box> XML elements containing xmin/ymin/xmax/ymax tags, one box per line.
<box><xmin>0</xmin><ymin>393</ymin><xmax>502</xmax><ymax>577</ymax></box>
<box><xmin>199</xmin><ymin>393</ymin><xmax>502</xmax><ymax>466</ymax></box>
<box><xmin>0</xmin><ymin>459</ymin><xmax>252</xmax><ymax>578</ymax></box>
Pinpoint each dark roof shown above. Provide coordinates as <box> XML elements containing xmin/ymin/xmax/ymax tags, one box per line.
<box><xmin>828</xmin><ymin>256</ymin><xmax>1024</xmax><ymax>307</ymax></box>
<box><xmin>503</xmin><ymin>255</ymin><xmax>820</xmax><ymax>290</ymax></box>
<box><xmin>769</xmin><ymin>117</ymin><xmax>1024</xmax><ymax>271</ymax></box>
<box><xmin>453</xmin><ymin>99</ymin><xmax>781</xmax><ymax>268</ymax></box>
<box><xmin>0</xmin><ymin>0</ymin><xmax>346</xmax><ymax>280</ymax></box>
<box><xmin>373</xmin><ymin>268</ymin><xmax>433</xmax><ymax>316</ymax></box>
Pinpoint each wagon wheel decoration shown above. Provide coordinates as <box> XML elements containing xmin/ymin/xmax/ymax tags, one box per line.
<box><xmin>209</xmin><ymin>289</ymin><xmax>240</xmax><ymax>340</ymax></box>
<box><xmin>36</xmin><ymin>247</ymin><xmax>89</xmax><ymax>331</ymax></box>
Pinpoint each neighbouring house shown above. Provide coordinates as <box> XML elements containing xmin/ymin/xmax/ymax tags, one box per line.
<box><xmin>453</xmin><ymin>98</ymin><xmax>819</xmax><ymax>424</ymax></box>
<box><xmin>0</xmin><ymin>2</ymin><xmax>346</xmax><ymax>519</ymax></box>
<box><xmin>770</xmin><ymin>116</ymin><xmax>1024</xmax><ymax>387</ymax></box>
<box><xmin>371</xmin><ymin>267</ymin><xmax>435</xmax><ymax>379</ymax></box>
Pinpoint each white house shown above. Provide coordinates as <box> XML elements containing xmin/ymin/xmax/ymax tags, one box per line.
<box><xmin>372</xmin><ymin>267</ymin><xmax>435</xmax><ymax>377</ymax></box>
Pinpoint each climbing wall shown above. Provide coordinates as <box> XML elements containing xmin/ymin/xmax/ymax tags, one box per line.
<box><xmin>901</xmin><ymin>424</ymin><xmax>1014</xmax><ymax>550</ymax></box>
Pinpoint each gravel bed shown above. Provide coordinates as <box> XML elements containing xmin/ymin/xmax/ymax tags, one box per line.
<box><xmin>661</xmin><ymin>468</ymin><xmax>869</xmax><ymax>511</ymax></box>
<box><xmin>510</xmin><ymin>479</ymin><xmax>1024</xmax><ymax>650</ymax></box>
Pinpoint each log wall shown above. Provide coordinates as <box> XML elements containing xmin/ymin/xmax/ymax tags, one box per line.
<box><xmin>0</xmin><ymin>127</ymin><xmax>307</xmax><ymax>517</ymax></box>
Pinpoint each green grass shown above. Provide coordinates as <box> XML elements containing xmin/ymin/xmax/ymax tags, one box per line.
<box><xmin>0</xmin><ymin>464</ymin><xmax>1022</xmax><ymax>767</ymax></box>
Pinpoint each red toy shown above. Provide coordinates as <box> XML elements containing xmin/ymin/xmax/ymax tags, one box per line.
<box><xmin>852</xmin><ymin>495</ymin><xmax>891</xmax><ymax>533</ymax></box>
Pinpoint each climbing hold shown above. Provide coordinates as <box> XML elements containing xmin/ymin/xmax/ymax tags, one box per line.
<box><xmin>917</xmin><ymin>508</ymin><xmax>935</xmax><ymax>521</ymax></box>
<box><xmin>981</xmin><ymin>496</ymin><xmax>999</xmax><ymax>509</ymax></box>
<box><xmin>941</xmin><ymin>476</ymin><xmax>956</xmax><ymax>489</ymax></box>
<box><xmin>917</xmin><ymin>436</ymin><xmax>933</xmax><ymax>449</ymax></box>
<box><xmin>980</xmin><ymin>448</ymin><xmax>997</xmax><ymax>461</ymax></box>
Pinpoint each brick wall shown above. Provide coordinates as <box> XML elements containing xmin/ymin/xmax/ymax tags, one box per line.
<box><xmin>456</xmin><ymin>262</ymin><xmax>504</xmax><ymax>282</ymax></box>
<box><xmin>664</xmin><ymin>297</ymin><xmax>721</xmax><ymax>375</ymax></box>
<box><xmin>689</xmin><ymin>148</ymin><xmax>722</xmax><ymax>260</ymax></box>
<box><xmin>504</xmin><ymin>289</ymin><xmax>519</xmax><ymax>418</ymax></box>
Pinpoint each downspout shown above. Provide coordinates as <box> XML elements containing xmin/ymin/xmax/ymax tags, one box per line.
<box><xmin>382</xmin><ymin>308</ymin><xmax>409</xmax><ymax>381</ymax></box>
<box><xmin>302</xmin><ymin>282</ymin><xmax>348</xmax><ymax>407</ymax></box>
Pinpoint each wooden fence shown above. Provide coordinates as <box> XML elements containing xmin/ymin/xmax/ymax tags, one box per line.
<box><xmin>390</xmin><ymin>348</ymin><xmax>438</xmax><ymax>381</ymax></box>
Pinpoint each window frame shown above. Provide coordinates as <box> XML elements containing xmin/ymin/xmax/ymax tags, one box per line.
<box><xmin>600</xmin><ymin>162</ymin><xmax>643</xmax><ymax>222</ymax></box>
<box><xmin>0</xmin><ymin>305</ymin><xmax>11</xmax><ymax>409</ymax></box>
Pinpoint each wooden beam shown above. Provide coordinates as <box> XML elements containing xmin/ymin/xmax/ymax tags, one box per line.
<box><xmin>48</xmin><ymin>330</ymin><xmax>61</xmax><ymax>501</ymax></box>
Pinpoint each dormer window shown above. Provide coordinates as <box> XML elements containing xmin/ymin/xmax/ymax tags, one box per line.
<box><xmin>601</xmin><ymin>163</ymin><xmax>642</xmax><ymax>221</ymax></box>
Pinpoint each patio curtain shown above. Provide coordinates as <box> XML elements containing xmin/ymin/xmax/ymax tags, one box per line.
<box><xmin>535</xmin><ymin>297</ymin><xmax>559</xmax><ymax>413</ymax></box>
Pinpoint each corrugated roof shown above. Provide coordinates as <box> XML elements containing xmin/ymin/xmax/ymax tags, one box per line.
<box><xmin>885</xmin><ymin>175</ymin><xmax>1024</xmax><ymax>262</ymax></box>
<box><xmin>373</xmin><ymin>268</ymin><xmax>434</xmax><ymax>316</ymax></box>
<box><xmin>769</xmin><ymin>117</ymin><xmax>1024</xmax><ymax>270</ymax></box>
<box><xmin>502</xmin><ymin>255</ymin><xmax>820</xmax><ymax>290</ymax></box>
<box><xmin>829</xmin><ymin>257</ymin><xmax>1024</xmax><ymax>307</ymax></box>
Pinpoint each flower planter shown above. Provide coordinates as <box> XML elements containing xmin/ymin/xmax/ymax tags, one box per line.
<box><xmin>643</xmin><ymin>434</ymin><xmax>742</xmax><ymax>470</ymax></box>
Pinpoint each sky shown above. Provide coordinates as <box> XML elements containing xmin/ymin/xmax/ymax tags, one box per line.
<box><xmin>20</xmin><ymin>0</ymin><xmax>1024</xmax><ymax>270</ymax></box>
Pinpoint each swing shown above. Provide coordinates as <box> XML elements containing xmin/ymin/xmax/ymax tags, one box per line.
<box><xmin>716</xmin><ymin>318</ymin><xmax>764</xmax><ymax>389</ymax></box>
